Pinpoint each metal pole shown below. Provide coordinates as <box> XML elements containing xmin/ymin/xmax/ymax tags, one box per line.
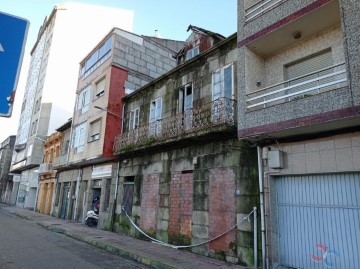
<box><xmin>257</xmin><ymin>146</ymin><xmax>267</xmax><ymax>269</ymax></box>
<box><xmin>254</xmin><ymin>206</ymin><xmax>258</xmax><ymax>269</ymax></box>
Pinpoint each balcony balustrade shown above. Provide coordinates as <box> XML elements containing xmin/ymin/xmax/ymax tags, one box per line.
<box><xmin>53</xmin><ymin>154</ymin><xmax>67</xmax><ymax>168</ymax></box>
<box><xmin>245</xmin><ymin>0</ymin><xmax>283</xmax><ymax>21</ymax></box>
<box><xmin>246</xmin><ymin>62</ymin><xmax>347</xmax><ymax>110</ymax></box>
<box><xmin>114</xmin><ymin>97</ymin><xmax>237</xmax><ymax>153</ymax></box>
<box><xmin>38</xmin><ymin>163</ymin><xmax>54</xmax><ymax>174</ymax></box>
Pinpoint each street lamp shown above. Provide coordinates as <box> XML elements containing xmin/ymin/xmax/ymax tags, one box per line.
<box><xmin>94</xmin><ymin>106</ymin><xmax>122</xmax><ymax>118</ymax></box>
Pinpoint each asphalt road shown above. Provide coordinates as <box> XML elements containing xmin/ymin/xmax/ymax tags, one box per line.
<box><xmin>0</xmin><ymin>209</ymin><xmax>151</xmax><ymax>269</ymax></box>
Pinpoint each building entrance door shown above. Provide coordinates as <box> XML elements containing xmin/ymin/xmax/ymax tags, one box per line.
<box><xmin>60</xmin><ymin>185</ymin><xmax>70</xmax><ymax>219</ymax></box>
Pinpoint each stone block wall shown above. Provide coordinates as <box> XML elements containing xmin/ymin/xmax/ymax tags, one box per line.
<box><xmin>114</xmin><ymin>139</ymin><xmax>259</xmax><ymax>266</ymax></box>
<box><xmin>113</xmin><ymin>34</ymin><xmax>180</xmax><ymax>92</ymax></box>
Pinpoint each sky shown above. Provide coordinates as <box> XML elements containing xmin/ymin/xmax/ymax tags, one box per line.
<box><xmin>0</xmin><ymin>0</ymin><xmax>237</xmax><ymax>142</ymax></box>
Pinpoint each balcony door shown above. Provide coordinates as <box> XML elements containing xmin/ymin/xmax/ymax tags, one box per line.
<box><xmin>179</xmin><ymin>84</ymin><xmax>193</xmax><ymax>130</ymax></box>
<box><xmin>212</xmin><ymin>64</ymin><xmax>233</xmax><ymax>122</ymax></box>
<box><xmin>149</xmin><ymin>97</ymin><xmax>162</xmax><ymax>136</ymax></box>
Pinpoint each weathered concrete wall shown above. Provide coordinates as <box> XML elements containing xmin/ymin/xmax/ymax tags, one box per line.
<box><xmin>114</xmin><ymin>139</ymin><xmax>258</xmax><ymax>265</ymax></box>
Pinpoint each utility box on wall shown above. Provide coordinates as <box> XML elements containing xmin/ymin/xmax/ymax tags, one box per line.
<box><xmin>268</xmin><ymin>150</ymin><xmax>284</xmax><ymax>169</ymax></box>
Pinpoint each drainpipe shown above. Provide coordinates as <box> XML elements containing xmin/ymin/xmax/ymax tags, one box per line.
<box><xmin>111</xmin><ymin>160</ymin><xmax>120</xmax><ymax>231</ymax></box>
<box><xmin>73</xmin><ymin>168</ymin><xmax>83</xmax><ymax>222</ymax></box>
<box><xmin>257</xmin><ymin>146</ymin><xmax>266</xmax><ymax>269</ymax></box>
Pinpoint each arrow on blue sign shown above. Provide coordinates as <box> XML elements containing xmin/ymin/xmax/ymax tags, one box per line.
<box><xmin>0</xmin><ymin>11</ymin><xmax>29</xmax><ymax>117</ymax></box>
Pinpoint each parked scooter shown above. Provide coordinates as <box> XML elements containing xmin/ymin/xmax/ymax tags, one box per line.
<box><xmin>85</xmin><ymin>196</ymin><xmax>100</xmax><ymax>227</ymax></box>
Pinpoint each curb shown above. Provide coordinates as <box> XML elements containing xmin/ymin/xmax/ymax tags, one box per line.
<box><xmin>63</xmin><ymin>231</ymin><xmax>178</xmax><ymax>269</ymax></box>
<box><xmin>9</xmin><ymin>209</ymin><xmax>178</xmax><ymax>269</ymax></box>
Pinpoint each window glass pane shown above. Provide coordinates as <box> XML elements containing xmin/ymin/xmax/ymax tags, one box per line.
<box><xmin>155</xmin><ymin>98</ymin><xmax>162</xmax><ymax>119</ymax></box>
<box><xmin>193</xmin><ymin>47</ymin><xmax>199</xmax><ymax>57</ymax></box>
<box><xmin>212</xmin><ymin>70</ymin><xmax>222</xmax><ymax>100</ymax></box>
<box><xmin>134</xmin><ymin>108</ymin><xmax>139</xmax><ymax>128</ymax></box>
<box><xmin>224</xmin><ymin>66</ymin><xmax>233</xmax><ymax>99</ymax></box>
<box><xmin>129</xmin><ymin>111</ymin><xmax>134</xmax><ymax>130</ymax></box>
<box><xmin>149</xmin><ymin>101</ymin><xmax>156</xmax><ymax>123</ymax></box>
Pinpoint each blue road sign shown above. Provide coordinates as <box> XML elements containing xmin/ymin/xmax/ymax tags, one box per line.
<box><xmin>0</xmin><ymin>11</ymin><xmax>29</xmax><ymax>117</ymax></box>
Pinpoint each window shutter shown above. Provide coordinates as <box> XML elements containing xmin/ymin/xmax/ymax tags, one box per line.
<box><xmin>90</xmin><ymin>120</ymin><xmax>101</xmax><ymax>137</ymax></box>
<box><xmin>286</xmin><ymin>50</ymin><xmax>333</xmax><ymax>80</ymax></box>
<box><xmin>96</xmin><ymin>79</ymin><xmax>105</xmax><ymax>96</ymax></box>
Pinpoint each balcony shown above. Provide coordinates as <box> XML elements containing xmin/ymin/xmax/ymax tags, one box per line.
<box><xmin>246</xmin><ymin>62</ymin><xmax>347</xmax><ymax>110</ymax></box>
<box><xmin>245</xmin><ymin>0</ymin><xmax>284</xmax><ymax>22</ymax></box>
<box><xmin>53</xmin><ymin>154</ymin><xmax>67</xmax><ymax>168</ymax></box>
<box><xmin>114</xmin><ymin>97</ymin><xmax>237</xmax><ymax>154</ymax></box>
<box><xmin>38</xmin><ymin>163</ymin><xmax>55</xmax><ymax>175</ymax></box>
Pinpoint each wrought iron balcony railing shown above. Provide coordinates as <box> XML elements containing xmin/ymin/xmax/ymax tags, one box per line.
<box><xmin>114</xmin><ymin>97</ymin><xmax>237</xmax><ymax>153</ymax></box>
<box><xmin>38</xmin><ymin>163</ymin><xmax>54</xmax><ymax>174</ymax></box>
<box><xmin>246</xmin><ymin>62</ymin><xmax>347</xmax><ymax>110</ymax></box>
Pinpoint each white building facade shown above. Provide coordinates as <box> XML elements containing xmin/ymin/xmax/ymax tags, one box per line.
<box><xmin>10</xmin><ymin>2</ymin><xmax>133</xmax><ymax>209</ymax></box>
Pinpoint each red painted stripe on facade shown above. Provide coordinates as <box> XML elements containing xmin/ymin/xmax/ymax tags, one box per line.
<box><xmin>237</xmin><ymin>0</ymin><xmax>333</xmax><ymax>48</ymax></box>
<box><xmin>238</xmin><ymin>105</ymin><xmax>360</xmax><ymax>137</ymax></box>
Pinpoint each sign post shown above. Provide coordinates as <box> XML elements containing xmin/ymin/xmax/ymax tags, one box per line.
<box><xmin>0</xmin><ymin>11</ymin><xmax>29</xmax><ymax>117</ymax></box>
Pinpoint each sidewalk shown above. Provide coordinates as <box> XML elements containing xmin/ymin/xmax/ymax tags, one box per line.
<box><xmin>0</xmin><ymin>204</ymin><xmax>248</xmax><ymax>269</ymax></box>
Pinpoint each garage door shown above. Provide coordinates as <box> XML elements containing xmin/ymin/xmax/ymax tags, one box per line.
<box><xmin>276</xmin><ymin>173</ymin><xmax>360</xmax><ymax>268</ymax></box>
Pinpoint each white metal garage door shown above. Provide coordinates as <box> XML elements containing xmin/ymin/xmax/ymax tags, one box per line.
<box><xmin>276</xmin><ymin>173</ymin><xmax>360</xmax><ymax>269</ymax></box>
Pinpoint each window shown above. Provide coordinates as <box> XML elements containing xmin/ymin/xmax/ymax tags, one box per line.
<box><xmin>34</xmin><ymin>97</ymin><xmax>41</xmax><ymax>113</ymax></box>
<box><xmin>61</xmin><ymin>137</ymin><xmax>70</xmax><ymax>155</ymax></box>
<box><xmin>89</xmin><ymin>120</ymin><xmax>101</xmax><ymax>142</ymax></box>
<box><xmin>149</xmin><ymin>97</ymin><xmax>162</xmax><ymax>136</ymax></box>
<box><xmin>186</xmin><ymin>46</ymin><xmax>199</xmax><ymax>60</ymax></box>
<box><xmin>285</xmin><ymin>49</ymin><xmax>333</xmax><ymax>99</ymax></box>
<box><xmin>80</xmin><ymin>36</ymin><xmax>113</xmax><ymax>78</ymax></box>
<box><xmin>179</xmin><ymin>84</ymin><xmax>193</xmax><ymax>130</ymax></box>
<box><xmin>95</xmin><ymin>78</ymin><xmax>105</xmax><ymax>98</ymax></box>
<box><xmin>129</xmin><ymin>107</ymin><xmax>140</xmax><ymax>130</ymax></box>
<box><xmin>31</xmin><ymin>119</ymin><xmax>38</xmax><ymax>135</ymax></box>
<box><xmin>72</xmin><ymin>122</ymin><xmax>86</xmax><ymax>153</ymax></box>
<box><xmin>77</xmin><ymin>85</ymin><xmax>91</xmax><ymax>114</ymax></box>
<box><xmin>212</xmin><ymin>64</ymin><xmax>233</xmax><ymax>101</ymax></box>
<box><xmin>212</xmin><ymin>64</ymin><xmax>234</xmax><ymax>121</ymax></box>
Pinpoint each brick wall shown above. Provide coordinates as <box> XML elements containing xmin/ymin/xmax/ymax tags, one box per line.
<box><xmin>209</xmin><ymin>168</ymin><xmax>236</xmax><ymax>253</ymax></box>
<box><xmin>140</xmin><ymin>174</ymin><xmax>160</xmax><ymax>232</ymax></box>
<box><xmin>169</xmin><ymin>172</ymin><xmax>193</xmax><ymax>238</ymax></box>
